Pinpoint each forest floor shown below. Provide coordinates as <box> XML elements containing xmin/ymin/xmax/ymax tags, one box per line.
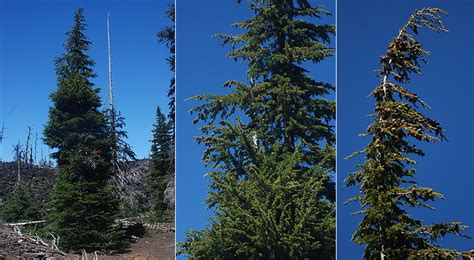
<box><xmin>0</xmin><ymin>221</ymin><xmax>175</xmax><ymax>259</ymax></box>
<box><xmin>114</xmin><ymin>228</ymin><xmax>175</xmax><ymax>259</ymax></box>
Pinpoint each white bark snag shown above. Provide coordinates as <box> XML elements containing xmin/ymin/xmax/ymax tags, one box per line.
<box><xmin>34</xmin><ymin>132</ymin><xmax>38</xmax><ymax>164</ymax></box>
<box><xmin>25</xmin><ymin>126</ymin><xmax>32</xmax><ymax>164</ymax></box>
<box><xmin>17</xmin><ymin>151</ymin><xmax>21</xmax><ymax>183</ymax></box>
<box><xmin>107</xmin><ymin>14</ymin><xmax>114</xmax><ymax>113</ymax></box>
<box><xmin>0</xmin><ymin>123</ymin><xmax>5</xmax><ymax>162</ymax></box>
<box><xmin>107</xmin><ymin>13</ymin><xmax>117</xmax><ymax>168</ymax></box>
<box><xmin>0</xmin><ymin>123</ymin><xmax>5</xmax><ymax>143</ymax></box>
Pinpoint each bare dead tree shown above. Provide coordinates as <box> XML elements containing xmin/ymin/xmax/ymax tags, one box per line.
<box><xmin>29</xmin><ymin>144</ymin><xmax>33</xmax><ymax>165</ymax></box>
<box><xmin>34</xmin><ymin>132</ymin><xmax>38</xmax><ymax>165</ymax></box>
<box><xmin>24</xmin><ymin>126</ymin><xmax>32</xmax><ymax>165</ymax></box>
<box><xmin>48</xmin><ymin>147</ymin><xmax>52</xmax><ymax>167</ymax></box>
<box><xmin>112</xmin><ymin>160</ymin><xmax>150</xmax><ymax>213</ymax></box>
<box><xmin>12</xmin><ymin>142</ymin><xmax>22</xmax><ymax>184</ymax></box>
<box><xmin>107</xmin><ymin>13</ymin><xmax>117</xmax><ymax>171</ymax></box>
<box><xmin>0</xmin><ymin>123</ymin><xmax>5</xmax><ymax>143</ymax></box>
<box><xmin>39</xmin><ymin>144</ymin><xmax>45</xmax><ymax>167</ymax></box>
<box><xmin>0</xmin><ymin>123</ymin><xmax>5</xmax><ymax>162</ymax></box>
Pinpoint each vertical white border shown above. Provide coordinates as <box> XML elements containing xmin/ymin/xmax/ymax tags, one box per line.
<box><xmin>174</xmin><ymin>0</ymin><xmax>177</xmax><ymax>256</ymax></box>
<box><xmin>335</xmin><ymin>0</ymin><xmax>338</xmax><ymax>258</ymax></box>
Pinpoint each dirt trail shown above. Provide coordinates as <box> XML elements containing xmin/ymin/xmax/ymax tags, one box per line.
<box><xmin>117</xmin><ymin>230</ymin><xmax>175</xmax><ymax>260</ymax></box>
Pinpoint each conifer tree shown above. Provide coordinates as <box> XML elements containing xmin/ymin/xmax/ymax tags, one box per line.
<box><xmin>345</xmin><ymin>8</ymin><xmax>469</xmax><ymax>259</ymax></box>
<box><xmin>180</xmin><ymin>1</ymin><xmax>335</xmax><ymax>258</ymax></box>
<box><xmin>157</xmin><ymin>4</ymin><xmax>175</xmax><ymax>134</ymax></box>
<box><xmin>148</xmin><ymin>106</ymin><xmax>173</xmax><ymax>219</ymax></box>
<box><xmin>106</xmin><ymin>108</ymin><xmax>139</xmax><ymax>215</ymax></box>
<box><xmin>44</xmin><ymin>8</ymin><xmax>122</xmax><ymax>251</ymax></box>
<box><xmin>0</xmin><ymin>184</ymin><xmax>42</xmax><ymax>222</ymax></box>
<box><xmin>152</xmin><ymin>3</ymin><xmax>175</xmax><ymax>220</ymax></box>
<box><xmin>107</xmin><ymin>109</ymin><xmax>136</xmax><ymax>165</ymax></box>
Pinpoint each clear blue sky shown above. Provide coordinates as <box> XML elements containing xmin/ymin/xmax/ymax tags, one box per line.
<box><xmin>338</xmin><ymin>0</ymin><xmax>474</xmax><ymax>258</ymax></box>
<box><xmin>0</xmin><ymin>0</ymin><xmax>173</xmax><ymax>162</ymax></box>
<box><xmin>176</xmin><ymin>0</ymin><xmax>335</xmax><ymax>257</ymax></box>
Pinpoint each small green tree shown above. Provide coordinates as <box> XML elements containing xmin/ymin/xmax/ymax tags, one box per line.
<box><xmin>345</xmin><ymin>8</ymin><xmax>469</xmax><ymax>259</ymax></box>
<box><xmin>0</xmin><ymin>184</ymin><xmax>42</xmax><ymax>222</ymax></box>
<box><xmin>180</xmin><ymin>0</ymin><xmax>335</xmax><ymax>258</ymax></box>
<box><xmin>44</xmin><ymin>8</ymin><xmax>122</xmax><ymax>251</ymax></box>
<box><xmin>148</xmin><ymin>106</ymin><xmax>173</xmax><ymax>220</ymax></box>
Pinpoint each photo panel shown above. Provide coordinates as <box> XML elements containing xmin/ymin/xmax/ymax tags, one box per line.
<box><xmin>337</xmin><ymin>0</ymin><xmax>474</xmax><ymax>259</ymax></box>
<box><xmin>176</xmin><ymin>0</ymin><xmax>336</xmax><ymax>258</ymax></box>
<box><xmin>0</xmin><ymin>1</ymin><xmax>175</xmax><ymax>258</ymax></box>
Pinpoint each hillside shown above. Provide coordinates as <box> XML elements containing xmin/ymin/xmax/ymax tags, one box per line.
<box><xmin>0</xmin><ymin>162</ymin><xmax>56</xmax><ymax>208</ymax></box>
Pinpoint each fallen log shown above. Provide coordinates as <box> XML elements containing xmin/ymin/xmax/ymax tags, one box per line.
<box><xmin>6</xmin><ymin>220</ymin><xmax>46</xmax><ymax>226</ymax></box>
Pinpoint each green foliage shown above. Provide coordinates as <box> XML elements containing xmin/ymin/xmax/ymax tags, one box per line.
<box><xmin>22</xmin><ymin>224</ymin><xmax>51</xmax><ymax>239</ymax></box>
<box><xmin>0</xmin><ymin>184</ymin><xmax>42</xmax><ymax>222</ymax></box>
<box><xmin>345</xmin><ymin>8</ymin><xmax>469</xmax><ymax>259</ymax></box>
<box><xmin>44</xmin><ymin>8</ymin><xmax>122</xmax><ymax>251</ymax></box>
<box><xmin>179</xmin><ymin>125</ymin><xmax>335</xmax><ymax>259</ymax></box>
<box><xmin>181</xmin><ymin>0</ymin><xmax>335</xmax><ymax>258</ymax></box>
<box><xmin>151</xmin><ymin>3</ymin><xmax>175</xmax><ymax>222</ymax></box>
<box><xmin>106</xmin><ymin>108</ymin><xmax>136</xmax><ymax>164</ymax></box>
<box><xmin>158</xmin><ymin>4</ymin><xmax>176</xmax><ymax>132</ymax></box>
<box><xmin>148</xmin><ymin>106</ymin><xmax>173</xmax><ymax>220</ymax></box>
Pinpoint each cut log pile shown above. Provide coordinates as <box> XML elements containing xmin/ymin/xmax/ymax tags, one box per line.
<box><xmin>0</xmin><ymin>222</ymin><xmax>65</xmax><ymax>258</ymax></box>
<box><xmin>116</xmin><ymin>217</ymin><xmax>175</xmax><ymax>233</ymax></box>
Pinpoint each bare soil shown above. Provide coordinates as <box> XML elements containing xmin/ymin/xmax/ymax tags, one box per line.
<box><xmin>116</xmin><ymin>230</ymin><xmax>175</xmax><ymax>260</ymax></box>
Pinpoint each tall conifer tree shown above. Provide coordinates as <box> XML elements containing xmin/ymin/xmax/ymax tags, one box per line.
<box><xmin>148</xmin><ymin>106</ymin><xmax>173</xmax><ymax>219</ymax></box>
<box><xmin>158</xmin><ymin>4</ymin><xmax>176</xmax><ymax>135</ymax></box>
<box><xmin>180</xmin><ymin>1</ymin><xmax>335</xmax><ymax>258</ymax></box>
<box><xmin>150</xmin><ymin>3</ymin><xmax>175</xmax><ymax>221</ymax></box>
<box><xmin>345</xmin><ymin>8</ymin><xmax>469</xmax><ymax>259</ymax></box>
<box><xmin>44</xmin><ymin>8</ymin><xmax>121</xmax><ymax>251</ymax></box>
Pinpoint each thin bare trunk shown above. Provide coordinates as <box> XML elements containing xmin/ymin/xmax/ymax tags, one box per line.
<box><xmin>34</xmin><ymin>132</ymin><xmax>38</xmax><ymax>164</ymax></box>
<box><xmin>107</xmin><ymin>13</ymin><xmax>117</xmax><ymax>169</ymax></box>
<box><xmin>25</xmin><ymin>126</ymin><xmax>32</xmax><ymax>164</ymax></box>
<box><xmin>17</xmin><ymin>157</ymin><xmax>21</xmax><ymax>184</ymax></box>
<box><xmin>0</xmin><ymin>123</ymin><xmax>5</xmax><ymax>162</ymax></box>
